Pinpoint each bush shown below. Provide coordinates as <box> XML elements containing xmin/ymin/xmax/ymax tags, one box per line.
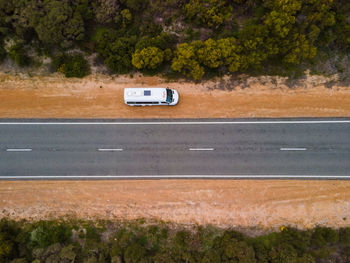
<box><xmin>132</xmin><ymin>46</ymin><xmax>164</xmax><ymax>70</ymax></box>
<box><xmin>30</xmin><ymin>221</ymin><xmax>72</xmax><ymax>248</ymax></box>
<box><xmin>52</xmin><ymin>54</ymin><xmax>90</xmax><ymax>78</ymax></box>
<box><xmin>340</xmin><ymin>227</ymin><xmax>350</xmax><ymax>246</ymax></box>
<box><xmin>0</xmin><ymin>42</ymin><xmax>6</xmax><ymax>62</ymax></box>
<box><xmin>311</xmin><ymin>227</ymin><xmax>339</xmax><ymax>247</ymax></box>
<box><xmin>93</xmin><ymin>28</ymin><xmax>136</xmax><ymax>74</ymax></box>
<box><xmin>8</xmin><ymin>44</ymin><xmax>31</xmax><ymax>67</ymax></box>
<box><xmin>123</xmin><ymin>243</ymin><xmax>148</xmax><ymax>263</ymax></box>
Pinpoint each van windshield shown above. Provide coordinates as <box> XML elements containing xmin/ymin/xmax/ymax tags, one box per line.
<box><xmin>166</xmin><ymin>89</ymin><xmax>173</xmax><ymax>103</ymax></box>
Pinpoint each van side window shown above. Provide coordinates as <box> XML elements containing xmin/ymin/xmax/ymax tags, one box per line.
<box><xmin>135</xmin><ymin>102</ymin><xmax>159</xmax><ymax>104</ymax></box>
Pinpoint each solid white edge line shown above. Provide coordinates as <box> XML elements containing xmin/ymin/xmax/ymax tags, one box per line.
<box><xmin>6</xmin><ymin>149</ymin><xmax>32</xmax><ymax>152</ymax></box>
<box><xmin>189</xmin><ymin>148</ymin><xmax>214</xmax><ymax>151</ymax></box>
<box><xmin>0</xmin><ymin>120</ymin><xmax>349</xmax><ymax>125</ymax></box>
<box><xmin>98</xmin><ymin>148</ymin><xmax>123</xmax><ymax>151</ymax></box>
<box><xmin>280</xmin><ymin>148</ymin><xmax>307</xmax><ymax>151</ymax></box>
<box><xmin>0</xmin><ymin>175</ymin><xmax>349</xmax><ymax>179</ymax></box>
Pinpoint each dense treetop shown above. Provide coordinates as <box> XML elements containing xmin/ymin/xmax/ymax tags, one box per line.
<box><xmin>0</xmin><ymin>0</ymin><xmax>349</xmax><ymax>79</ymax></box>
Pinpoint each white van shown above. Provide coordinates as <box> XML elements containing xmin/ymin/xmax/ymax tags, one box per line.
<box><xmin>124</xmin><ymin>88</ymin><xmax>179</xmax><ymax>106</ymax></box>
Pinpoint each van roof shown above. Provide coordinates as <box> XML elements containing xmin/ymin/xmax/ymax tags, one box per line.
<box><xmin>124</xmin><ymin>88</ymin><xmax>167</xmax><ymax>102</ymax></box>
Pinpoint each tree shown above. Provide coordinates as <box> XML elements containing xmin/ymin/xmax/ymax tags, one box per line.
<box><xmin>217</xmin><ymin>37</ymin><xmax>241</xmax><ymax>72</ymax></box>
<box><xmin>269</xmin><ymin>243</ymin><xmax>298</xmax><ymax>263</ymax></box>
<box><xmin>34</xmin><ymin>1</ymin><xmax>85</xmax><ymax>47</ymax></box>
<box><xmin>238</xmin><ymin>24</ymin><xmax>275</xmax><ymax>70</ymax></box>
<box><xmin>339</xmin><ymin>227</ymin><xmax>350</xmax><ymax>246</ymax></box>
<box><xmin>123</xmin><ymin>243</ymin><xmax>147</xmax><ymax>263</ymax></box>
<box><xmin>94</xmin><ymin>28</ymin><xmax>137</xmax><ymax>74</ymax></box>
<box><xmin>52</xmin><ymin>54</ymin><xmax>90</xmax><ymax>78</ymax></box>
<box><xmin>197</xmin><ymin>38</ymin><xmax>222</xmax><ymax>69</ymax></box>
<box><xmin>282</xmin><ymin>33</ymin><xmax>317</xmax><ymax>64</ymax></box>
<box><xmin>184</xmin><ymin>0</ymin><xmax>233</xmax><ymax>28</ymax></box>
<box><xmin>311</xmin><ymin>227</ymin><xmax>339</xmax><ymax>247</ymax></box>
<box><xmin>0</xmin><ymin>232</ymin><xmax>14</xmax><ymax>262</ymax></box>
<box><xmin>104</xmin><ymin>38</ymin><xmax>135</xmax><ymax>73</ymax></box>
<box><xmin>8</xmin><ymin>43</ymin><xmax>31</xmax><ymax>67</ymax></box>
<box><xmin>92</xmin><ymin>0</ymin><xmax>120</xmax><ymax>24</ymax></box>
<box><xmin>264</xmin><ymin>0</ymin><xmax>302</xmax><ymax>38</ymax></box>
<box><xmin>30</xmin><ymin>221</ymin><xmax>72</xmax><ymax>248</ymax></box>
<box><xmin>208</xmin><ymin>231</ymin><xmax>256</xmax><ymax>263</ymax></box>
<box><xmin>171</xmin><ymin>42</ymin><xmax>205</xmax><ymax>80</ymax></box>
<box><xmin>120</xmin><ymin>9</ymin><xmax>132</xmax><ymax>27</ymax></box>
<box><xmin>132</xmin><ymin>46</ymin><xmax>164</xmax><ymax>70</ymax></box>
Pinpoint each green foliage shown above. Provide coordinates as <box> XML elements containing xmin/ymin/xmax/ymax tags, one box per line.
<box><xmin>264</xmin><ymin>0</ymin><xmax>302</xmax><ymax>38</ymax></box>
<box><xmin>120</xmin><ymin>0</ymin><xmax>148</xmax><ymax>11</ymax></box>
<box><xmin>30</xmin><ymin>221</ymin><xmax>72</xmax><ymax>248</ymax></box>
<box><xmin>0</xmin><ymin>0</ymin><xmax>348</xmax><ymax>79</ymax></box>
<box><xmin>135</xmin><ymin>33</ymin><xmax>176</xmax><ymax>51</ymax></box>
<box><xmin>184</xmin><ymin>0</ymin><xmax>233</xmax><ymax>28</ymax></box>
<box><xmin>92</xmin><ymin>0</ymin><xmax>120</xmax><ymax>24</ymax></box>
<box><xmin>207</xmin><ymin>230</ymin><xmax>256</xmax><ymax>263</ymax></box>
<box><xmin>340</xmin><ymin>227</ymin><xmax>350</xmax><ymax>246</ymax></box>
<box><xmin>311</xmin><ymin>227</ymin><xmax>339</xmax><ymax>247</ymax></box>
<box><xmin>132</xmin><ymin>46</ymin><xmax>164</xmax><ymax>70</ymax></box>
<box><xmin>120</xmin><ymin>9</ymin><xmax>132</xmax><ymax>27</ymax></box>
<box><xmin>0</xmin><ymin>220</ymin><xmax>17</xmax><ymax>262</ymax></box>
<box><xmin>238</xmin><ymin>24</ymin><xmax>275</xmax><ymax>70</ymax></box>
<box><xmin>94</xmin><ymin>28</ymin><xmax>136</xmax><ymax>74</ymax></box>
<box><xmin>3</xmin><ymin>219</ymin><xmax>350</xmax><ymax>263</ymax></box>
<box><xmin>171</xmin><ymin>42</ymin><xmax>204</xmax><ymax>80</ymax></box>
<box><xmin>33</xmin><ymin>1</ymin><xmax>85</xmax><ymax>47</ymax></box>
<box><xmin>8</xmin><ymin>43</ymin><xmax>31</xmax><ymax>67</ymax></box>
<box><xmin>171</xmin><ymin>37</ymin><xmax>242</xmax><ymax>79</ymax></box>
<box><xmin>0</xmin><ymin>41</ymin><xmax>6</xmax><ymax>62</ymax></box>
<box><xmin>52</xmin><ymin>54</ymin><xmax>90</xmax><ymax>78</ymax></box>
<box><xmin>124</xmin><ymin>243</ymin><xmax>147</xmax><ymax>263</ymax></box>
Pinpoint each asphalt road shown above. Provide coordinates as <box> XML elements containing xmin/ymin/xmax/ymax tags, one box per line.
<box><xmin>0</xmin><ymin>118</ymin><xmax>349</xmax><ymax>179</ymax></box>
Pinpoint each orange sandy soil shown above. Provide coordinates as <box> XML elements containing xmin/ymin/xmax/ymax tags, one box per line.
<box><xmin>0</xmin><ymin>72</ymin><xmax>349</xmax><ymax>118</ymax></box>
<box><xmin>1</xmin><ymin>180</ymin><xmax>350</xmax><ymax>229</ymax></box>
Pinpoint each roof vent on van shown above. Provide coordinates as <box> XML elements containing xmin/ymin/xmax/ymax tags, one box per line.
<box><xmin>127</xmin><ymin>90</ymin><xmax>142</xmax><ymax>96</ymax></box>
<box><xmin>144</xmin><ymin>90</ymin><xmax>151</xmax><ymax>96</ymax></box>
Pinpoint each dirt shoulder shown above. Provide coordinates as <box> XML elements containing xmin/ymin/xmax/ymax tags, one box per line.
<box><xmin>0</xmin><ymin>72</ymin><xmax>349</xmax><ymax>118</ymax></box>
<box><xmin>1</xmin><ymin>73</ymin><xmax>350</xmax><ymax>229</ymax></box>
<box><xmin>1</xmin><ymin>180</ymin><xmax>349</xmax><ymax>230</ymax></box>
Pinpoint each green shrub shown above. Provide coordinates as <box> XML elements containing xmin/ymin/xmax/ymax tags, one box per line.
<box><xmin>132</xmin><ymin>46</ymin><xmax>164</xmax><ymax>70</ymax></box>
<box><xmin>124</xmin><ymin>243</ymin><xmax>147</xmax><ymax>263</ymax></box>
<box><xmin>52</xmin><ymin>54</ymin><xmax>90</xmax><ymax>78</ymax></box>
<box><xmin>93</xmin><ymin>28</ymin><xmax>136</xmax><ymax>74</ymax></box>
<box><xmin>30</xmin><ymin>221</ymin><xmax>72</xmax><ymax>248</ymax></box>
<box><xmin>0</xmin><ymin>42</ymin><xmax>6</xmax><ymax>62</ymax></box>
<box><xmin>8</xmin><ymin>44</ymin><xmax>31</xmax><ymax>67</ymax></box>
<box><xmin>340</xmin><ymin>227</ymin><xmax>350</xmax><ymax>246</ymax></box>
<box><xmin>0</xmin><ymin>219</ymin><xmax>22</xmax><ymax>262</ymax></box>
<box><xmin>279</xmin><ymin>228</ymin><xmax>311</xmax><ymax>254</ymax></box>
<box><xmin>311</xmin><ymin>227</ymin><xmax>339</xmax><ymax>247</ymax></box>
